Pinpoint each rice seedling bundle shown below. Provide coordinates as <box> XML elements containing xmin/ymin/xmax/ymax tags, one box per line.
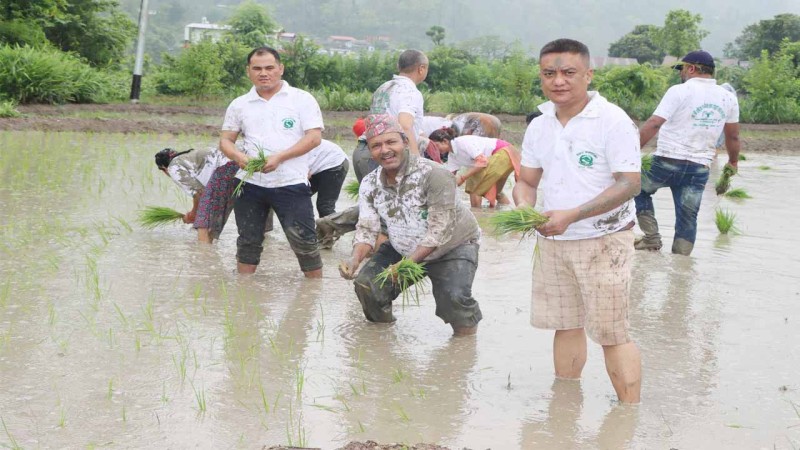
<box><xmin>344</xmin><ymin>180</ymin><xmax>360</xmax><ymax>199</ymax></box>
<box><xmin>724</xmin><ymin>188</ymin><xmax>751</xmax><ymax>199</ymax></box>
<box><xmin>715</xmin><ymin>207</ymin><xmax>739</xmax><ymax>234</ymax></box>
<box><xmin>138</xmin><ymin>206</ymin><xmax>184</xmax><ymax>229</ymax></box>
<box><xmin>232</xmin><ymin>148</ymin><xmax>269</xmax><ymax>197</ymax></box>
<box><xmin>715</xmin><ymin>164</ymin><xmax>737</xmax><ymax>196</ymax></box>
<box><xmin>488</xmin><ymin>206</ymin><xmax>550</xmax><ymax>238</ymax></box>
<box><xmin>374</xmin><ymin>257</ymin><xmax>428</xmax><ymax>307</ymax></box>
<box><xmin>641</xmin><ymin>154</ymin><xmax>653</xmax><ymax>172</ymax></box>
<box><xmin>738</xmin><ymin>154</ymin><xmax>747</xmax><ymax>161</ymax></box>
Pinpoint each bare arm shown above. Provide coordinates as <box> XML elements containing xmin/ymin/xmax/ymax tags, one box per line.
<box><xmin>639</xmin><ymin>115</ymin><xmax>666</xmax><ymax>148</ymax></box>
<box><xmin>398</xmin><ymin>112</ymin><xmax>420</xmax><ymax>156</ymax></box>
<box><xmin>263</xmin><ymin>128</ymin><xmax>322</xmax><ymax>172</ymax></box>
<box><xmin>183</xmin><ymin>191</ymin><xmax>202</xmax><ymax>223</ymax></box>
<box><xmin>537</xmin><ymin>172</ymin><xmax>641</xmax><ymax>237</ymax></box>
<box><xmin>219</xmin><ymin>130</ymin><xmax>247</xmax><ymax>168</ymax></box>
<box><xmin>723</xmin><ymin>122</ymin><xmax>740</xmax><ymax>169</ymax></box>
<box><xmin>512</xmin><ymin>166</ymin><xmax>543</xmax><ymax>207</ymax></box>
<box><xmin>456</xmin><ymin>165</ymin><xmax>484</xmax><ymax>186</ymax></box>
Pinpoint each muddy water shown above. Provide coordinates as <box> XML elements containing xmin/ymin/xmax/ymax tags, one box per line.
<box><xmin>1</xmin><ymin>131</ymin><xmax>798</xmax><ymax>449</ymax></box>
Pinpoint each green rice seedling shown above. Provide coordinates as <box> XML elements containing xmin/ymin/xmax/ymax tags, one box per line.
<box><xmin>374</xmin><ymin>257</ymin><xmax>428</xmax><ymax>307</ymax></box>
<box><xmin>715</xmin><ymin>208</ymin><xmax>739</xmax><ymax>235</ymax></box>
<box><xmin>758</xmin><ymin>165</ymin><xmax>771</xmax><ymax>170</ymax></box>
<box><xmin>488</xmin><ymin>206</ymin><xmax>550</xmax><ymax>238</ymax></box>
<box><xmin>738</xmin><ymin>154</ymin><xmax>747</xmax><ymax>161</ymax></box>
<box><xmin>1</xmin><ymin>416</ymin><xmax>21</xmax><ymax>450</ymax></box>
<box><xmin>232</xmin><ymin>148</ymin><xmax>269</xmax><ymax>197</ymax></box>
<box><xmin>344</xmin><ymin>180</ymin><xmax>360</xmax><ymax>199</ymax></box>
<box><xmin>641</xmin><ymin>153</ymin><xmax>653</xmax><ymax>172</ymax></box>
<box><xmin>715</xmin><ymin>164</ymin><xmax>737</xmax><ymax>195</ymax></box>
<box><xmin>724</xmin><ymin>188</ymin><xmax>751</xmax><ymax>199</ymax></box>
<box><xmin>138</xmin><ymin>206</ymin><xmax>184</xmax><ymax>229</ymax></box>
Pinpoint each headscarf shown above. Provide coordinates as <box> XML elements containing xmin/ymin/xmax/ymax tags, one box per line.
<box><xmin>363</xmin><ymin>114</ymin><xmax>404</xmax><ymax>140</ymax></box>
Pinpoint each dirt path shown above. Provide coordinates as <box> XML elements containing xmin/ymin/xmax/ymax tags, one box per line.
<box><xmin>3</xmin><ymin>104</ymin><xmax>799</xmax><ymax>154</ymax></box>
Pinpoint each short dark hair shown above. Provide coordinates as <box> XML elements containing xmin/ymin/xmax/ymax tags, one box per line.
<box><xmin>692</xmin><ymin>63</ymin><xmax>714</xmax><ymax>75</ymax></box>
<box><xmin>428</xmin><ymin>127</ymin><xmax>456</xmax><ymax>142</ymax></box>
<box><xmin>247</xmin><ymin>46</ymin><xmax>281</xmax><ymax>65</ymax></box>
<box><xmin>398</xmin><ymin>49</ymin><xmax>427</xmax><ymax>73</ymax></box>
<box><xmin>525</xmin><ymin>111</ymin><xmax>542</xmax><ymax>124</ymax></box>
<box><xmin>539</xmin><ymin>39</ymin><xmax>590</xmax><ymax>63</ymax></box>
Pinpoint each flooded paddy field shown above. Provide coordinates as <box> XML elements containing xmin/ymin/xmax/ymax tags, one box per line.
<box><xmin>1</xmin><ymin>130</ymin><xmax>799</xmax><ymax>449</ymax></box>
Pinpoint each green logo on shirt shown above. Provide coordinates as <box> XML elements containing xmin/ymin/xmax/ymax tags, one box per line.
<box><xmin>282</xmin><ymin>118</ymin><xmax>296</xmax><ymax>129</ymax></box>
<box><xmin>578</xmin><ymin>152</ymin><xmax>595</xmax><ymax>167</ymax></box>
<box><xmin>420</xmin><ymin>209</ymin><xmax>429</xmax><ymax>220</ymax></box>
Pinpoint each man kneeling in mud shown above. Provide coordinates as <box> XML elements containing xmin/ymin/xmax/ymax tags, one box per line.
<box><xmin>338</xmin><ymin>114</ymin><xmax>482</xmax><ymax>336</ymax></box>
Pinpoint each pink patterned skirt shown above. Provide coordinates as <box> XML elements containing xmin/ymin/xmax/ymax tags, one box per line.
<box><xmin>194</xmin><ymin>161</ymin><xmax>238</xmax><ymax>239</ymax></box>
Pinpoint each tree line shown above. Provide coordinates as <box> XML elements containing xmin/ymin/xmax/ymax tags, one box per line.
<box><xmin>0</xmin><ymin>1</ymin><xmax>799</xmax><ymax>123</ymax></box>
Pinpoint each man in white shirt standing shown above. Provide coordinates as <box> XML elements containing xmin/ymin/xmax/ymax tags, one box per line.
<box><xmin>512</xmin><ymin>39</ymin><xmax>642</xmax><ymax>404</ymax></box>
<box><xmin>635</xmin><ymin>50</ymin><xmax>741</xmax><ymax>256</ymax></box>
<box><xmin>219</xmin><ymin>47</ymin><xmax>324</xmax><ymax>278</ymax></box>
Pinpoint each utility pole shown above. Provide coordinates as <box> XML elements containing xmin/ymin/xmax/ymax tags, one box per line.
<box><xmin>130</xmin><ymin>0</ymin><xmax>150</xmax><ymax>103</ymax></box>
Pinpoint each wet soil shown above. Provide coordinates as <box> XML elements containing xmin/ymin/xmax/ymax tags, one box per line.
<box><xmin>266</xmin><ymin>442</ymin><xmax>451</xmax><ymax>450</ymax></box>
<box><xmin>4</xmin><ymin>103</ymin><xmax>800</xmax><ymax>153</ymax></box>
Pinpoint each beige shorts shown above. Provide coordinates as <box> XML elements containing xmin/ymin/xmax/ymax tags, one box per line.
<box><xmin>530</xmin><ymin>230</ymin><xmax>635</xmax><ymax>346</ymax></box>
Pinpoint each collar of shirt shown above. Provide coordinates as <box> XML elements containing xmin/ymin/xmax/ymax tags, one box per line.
<box><xmin>244</xmin><ymin>81</ymin><xmax>291</xmax><ymax>103</ymax></box>
<box><xmin>686</xmin><ymin>77</ymin><xmax>718</xmax><ymax>86</ymax></box>
<box><xmin>538</xmin><ymin>91</ymin><xmax>607</xmax><ymax>120</ymax></box>
<box><xmin>391</xmin><ymin>74</ymin><xmax>415</xmax><ymax>86</ymax></box>
<box><xmin>378</xmin><ymin>149</ymin><xmax>417</xmax><ymax>187</ymax></box>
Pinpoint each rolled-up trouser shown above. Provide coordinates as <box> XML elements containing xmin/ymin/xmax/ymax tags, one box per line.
<box><xmin>234</xmin><ymin>182</ymin><xmax>322</xmax><ymax>272</ymax></box>
<box><xmin>310</xmin><ymin>158</ymin><xmax>350</xmax><ymax>218</ymax></box>
<box><xmin>352</xmin><ymin>139</ymin><xmax>378</xmax><ymax>182</ymax></box>
<box><xmin>353</xmin><ymin>241</ymin><xmax>482</xmax><ymax>328</ymax></box>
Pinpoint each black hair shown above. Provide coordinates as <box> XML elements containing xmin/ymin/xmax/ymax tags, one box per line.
<box><xmin>525</xmin><ymin>111</ymin><xmax>543</xmax><ymax>124</ymax></box>
<box><xmin>428</xmin><ymin>127</ymin><xmax>457</xmax><ymax>142</ymax></box>
<box><xmin>539</xmin><ymin>38</ymin><xmax>590</xmax><ymax>62</ymax></box>
<box><xmin>155</xmin><ymin>148</ymin><xmax>193</xmax><ymax>169</ymax></box>
<box><xmin>247</xmin><ymin>46</ymin><xmax>281</xmax><ymax>65</ymax></box>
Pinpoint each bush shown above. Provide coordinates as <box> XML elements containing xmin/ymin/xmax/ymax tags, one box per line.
<box><xmin>592</xmin><ymin>64</ymin><xmax>670</xmax><ymax>120</ymax></box>
<box><xmin>740</xmin><ymin>50</ymin><xmax>800</xmax><ymax>123</ymax></box>
<box><xmin>0</xmin><ymin>20</ymin><xmax>48</xmax><ymax>48</ymax></box>
<box><xmin>311</xmin><ymin>87</ymin><xmax>371</xmax><ymax>111</ymax></box>
<box><xmin>0</xmin><ymin>100</ymin><xmax>21</xmax><ymax>118</ymax></box>
<box><xmin>0</xmin><ymin>44</ymin><xmax>117</xmax><ymax>104</ymax></box>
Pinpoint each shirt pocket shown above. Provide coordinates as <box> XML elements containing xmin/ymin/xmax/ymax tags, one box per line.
<box><xmin>569</xmin><ymin>140</ymin><xmax>606</xmax><ymax>171</ymax></box>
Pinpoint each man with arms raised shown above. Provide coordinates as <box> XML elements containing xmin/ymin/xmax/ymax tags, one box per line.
<box><xmin>339</xmin><ymin>114</ymin><xmax>482</xmax><ymax>337</ymax></box>
<box><xmin>220</xmin><ymin>47</ymin><xmax>324</xmax><ymax>278</ymax></box>
<box><xmin>512</xmin><ymin>39</ymin><xmax>642</xmax><ymax>403</ymax></box>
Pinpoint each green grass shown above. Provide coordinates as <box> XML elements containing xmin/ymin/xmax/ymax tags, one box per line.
<box><xmin>715</xmin><ymin>164</ymin><xmax>737</xmax><ymax>195</ymax></box>
<box><xmin>715</xmin><ymin>208</ymin><xmax>739</xmax><ymax>234</ymax></box>
<box><xmin>344</xmin><ymin>180</ymin><xmax>360</xmax><ymax>199</ymax></box>
<box><xmin>374</xmin><ymin>258</ymin><xmax>428</xmax><ymax>307</ymax></box>
<box><xmin>724</xmin><ymin>188</ymin><xmax>751</xmax><ymax>199</ymax></box>
<box><xmin>488</xmin><ymin>206</ymin><xmax>550</xmax><ymax>238</ymax></box>
<box><xmin>233</xmin><ymin>147</ymin><xmax>268</xmax><ymax>197</ymax></box>
<box><xmin>137</xmin><ymin>206</ymin><xmax>184</xmax><ymax>229</ymax></box>
<box><xmin>0</xmin><ymin>100</ymin><xmax>20</xmax><ymax>118</ymax></box>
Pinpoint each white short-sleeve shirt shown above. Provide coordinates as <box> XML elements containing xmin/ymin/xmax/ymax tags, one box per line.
<box><xmin>521</xmin><ymin>91</ymin><xmax>641</xmax><ymax>240</ymax></box>
<box><xmin>370</xmin><ymin>75</ymin><xmax>424</xmax><ymax>137</ymax></box>
<box><xmin>307</xmin><ymin>139</ymin><xmax>348</xmax><ymax>175</ymax></box>
<box><xmin>221</xmin><ymin>82</ymin><xmax>324</xmax><ymax>188</ymax></box>
<box><xmin>444</xmin><ymin>135</ymin><xmax>497</xmax><ymax>171</ymax></box>
<box><xmin>653</xmin><ymin>78</ymin><xmax>740</xmax><ymax>165</ymax></box>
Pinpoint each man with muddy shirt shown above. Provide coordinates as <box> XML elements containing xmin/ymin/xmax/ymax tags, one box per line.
<box><xmin>316</xmin><ymin>50</ymin><xmax>429</xmax><ymax>247</ymax></box>
<box><xmin>513</xmin><ymin>39</ymin><xmax>642</xmax><ymax>403</ymax></box>
<box><xmin>635</xmin><ymin>50</ymin><xmax>741</xmax><ymax>256</ymax></box>
<box><xmin>339</xmin><ymin>114</ymin><xmax>482</xmax><ymax>337</ymax></box>
<box><xmin>219</xmin><ymin>47</ymin><xmax>324</xmax><ymax>278</ymax></box>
